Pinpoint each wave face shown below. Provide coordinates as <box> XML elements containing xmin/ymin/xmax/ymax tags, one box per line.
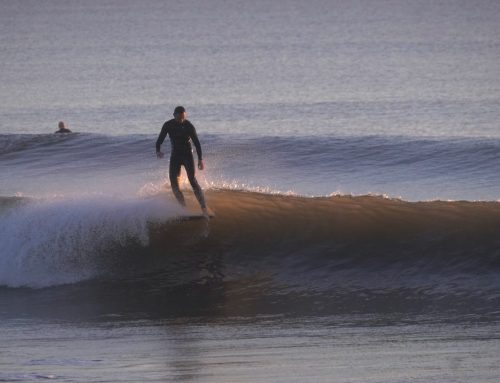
<box><xmin>1</xmin><ymin>190</ymin><xmax>499</xmax><ymax>296</ymax></box>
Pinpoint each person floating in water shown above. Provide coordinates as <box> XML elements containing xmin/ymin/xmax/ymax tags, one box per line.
<box><xmin>156</xmin><ymin>106</ymin><xmax>208</xmax><ymax>215</ymax></box>
<box><xmin>55</xmin><ymin>121</ymin><xmax>72</xmax><ymax>133</ymax></box>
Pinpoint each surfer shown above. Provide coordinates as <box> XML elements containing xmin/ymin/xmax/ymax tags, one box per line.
<box><xmin>156</xmin><ymin>106</ymin><xmax>208</xmax><ymax>215</ymax></box>
<box><xmin>55</xmin><ymin>121</ymin><xmax>72</xmax><ymax>133</ymax></box>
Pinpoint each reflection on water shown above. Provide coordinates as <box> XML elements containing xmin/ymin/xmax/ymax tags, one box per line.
<box><xmin>1</xmin><ymin>314</ymin><xmax>499</xmax><ymax>383</ymax></box>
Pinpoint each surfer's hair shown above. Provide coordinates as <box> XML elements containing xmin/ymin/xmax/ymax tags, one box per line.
<box><xmin>173</xmin><ymin>106</ymin><xmax>186</xmax><ymax>116</ymax></box>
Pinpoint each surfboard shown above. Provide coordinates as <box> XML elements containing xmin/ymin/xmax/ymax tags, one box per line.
<box><xmin>180</xmin><ymin>207</ymin><xmax>215</xmax><ymax>220</ymax></box>
<box><xmin>180</xmin><ymin>214</ymin><xmax>215</xmax><ymax>221</ymax></box>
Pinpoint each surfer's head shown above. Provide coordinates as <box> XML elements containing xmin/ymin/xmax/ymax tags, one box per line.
<box><xmin>173</xmin><ymin>106</ymin><xmax>187</xmax><ymax>122</ymax></box>
<box><xmin>174</xmin><ymin>106</ymin><xmax>185</xmax><ymax>115</ymax></box>
<box><xmin>58</xmin><ymin>121</ymin><xmax>66</xmax><ymax>130</ymax></box>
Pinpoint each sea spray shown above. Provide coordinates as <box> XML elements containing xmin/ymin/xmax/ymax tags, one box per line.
<box><xmin>0</xmin><ymin>194</ymin><xmax>184</xmax><ymax>288</ymax></box>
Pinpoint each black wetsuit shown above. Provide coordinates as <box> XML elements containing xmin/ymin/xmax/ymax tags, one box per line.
<box><xmin>156</xmin><ymin>119</ymin><xmax>206</xmax><ymax>208</ymax></box>
<box><xmin>55</xmin><ymin>128</ymin><xmax>72</xmax><ymax>133</ymax></box>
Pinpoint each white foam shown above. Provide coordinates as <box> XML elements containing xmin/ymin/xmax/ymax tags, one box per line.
<box><xmin>0</xmin><ymin>194</ymin><xmax>184</xmax><ymax>288</ymax></box>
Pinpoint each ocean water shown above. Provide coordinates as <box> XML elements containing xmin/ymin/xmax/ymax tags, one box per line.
<box><xmin>1</xmin><ymin>1</ymin><xmax>500</xmax><ymax>382</ymax></box>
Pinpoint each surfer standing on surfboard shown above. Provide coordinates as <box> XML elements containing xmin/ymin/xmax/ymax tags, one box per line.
<box><xmin>156</xmin><ymin>106</ymin><xmax>208</xmax><ymax>215</ymax></box>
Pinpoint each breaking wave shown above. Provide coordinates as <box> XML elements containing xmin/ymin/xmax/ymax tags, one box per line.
<box><xmin>1</xmin><ymin>189</ymin><xmax>499</xmax><ymax>291</ymax></box>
